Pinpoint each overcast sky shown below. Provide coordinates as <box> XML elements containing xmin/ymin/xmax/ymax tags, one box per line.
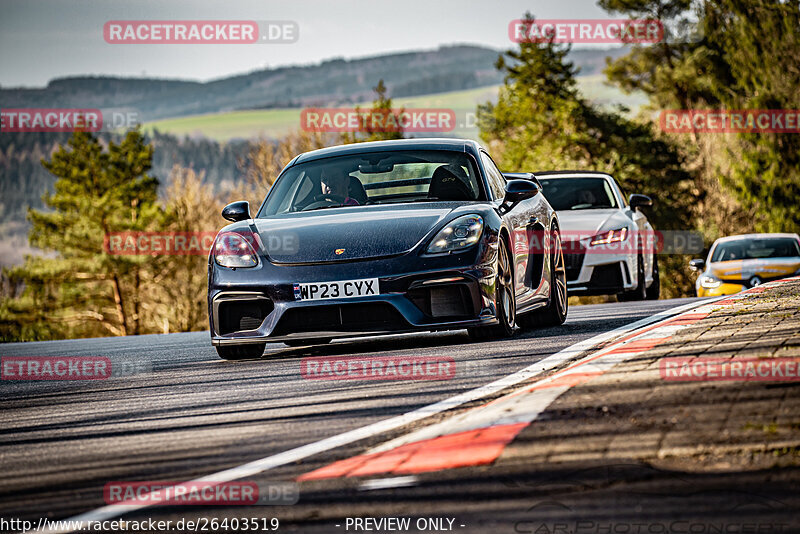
<box><xmin>1</xmin><ymin>0</ymin><xmax>610</xmax><ymax>87</ymax></box>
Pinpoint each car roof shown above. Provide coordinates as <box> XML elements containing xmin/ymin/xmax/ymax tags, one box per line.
<box><xmin>533</xmin><ymin>170</ymin><xmax>614</xmax><ymax>179</ymax></box>
<box><xmin>292</xmin><ymin>138</ymin><xmax>480</xmax><ymax>165</ymax></box>
<box><xmin>713</xmin><ymin>233</ymin><xmax>800</xmax><ymax>244</ymax></box>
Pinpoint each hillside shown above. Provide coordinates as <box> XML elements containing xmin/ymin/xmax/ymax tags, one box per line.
<box><xmin>1</xmin><ymin>46</ymin><xmax>630</xmax><ymax>123</ymax></box>
<box><xmin>144</xmin><ymin>76</ymin><xmax>645</xmax><ymax>142</ymax></box>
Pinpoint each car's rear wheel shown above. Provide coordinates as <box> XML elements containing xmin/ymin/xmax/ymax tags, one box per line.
<box><xmin>215</xmin><ymin>343</ymin><xmax>266</xmax><ymax>360</ymax></box>
<box><xmin>519</xmin><ymin>228</ymin><xmax>568</xmax><ymax>329</ymax></box>
<box><xmin>284</xmin><ymin>338</ymin><xmax>332</xmax><ymax>347</ymax></box>
<box><xmin>618</xmin><ymin>253</ymin><xmax>647</xmax><ymax>302</ymax></box>
<box><xmin>645</xmin><ymin>255</ymin><xmax>660</xmax><ymax>300</ymax></box>
<box><xmin>468</xmin><ymin>238</ymin><xmax>515</xmax><ymax>341</ymax></box>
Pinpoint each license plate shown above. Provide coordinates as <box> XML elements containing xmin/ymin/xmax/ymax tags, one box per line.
<box><xmin>293</xmin><ymin>278</ymin><xmax>379</xmax><ymax>301</ymax></box>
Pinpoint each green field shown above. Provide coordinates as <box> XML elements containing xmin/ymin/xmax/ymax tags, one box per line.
<box><xmin>143</xmin><ymin>76</ymin><xmax>645</xmax><ymax>142</ymax></box>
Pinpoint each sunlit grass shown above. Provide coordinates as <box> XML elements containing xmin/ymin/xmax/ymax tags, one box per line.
<box><xmin>143</xmin><ymin>78</ymin><xmax>644</xmax><ymax>142</ymax></box>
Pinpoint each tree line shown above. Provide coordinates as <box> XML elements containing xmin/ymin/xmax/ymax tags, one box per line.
<box><xmin>0</xmin><ymin>130</ymin><xmax>250</xmax><ymax>230</ymax></box>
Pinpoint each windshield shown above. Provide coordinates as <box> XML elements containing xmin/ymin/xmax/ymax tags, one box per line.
<box><xmin>258</xmin><ymin>150</ymin><xmax>483</xmax><ymax>216</ymax></box>
<box><xmin>711</xmin><ymin>237</ymin><xmax>800</xmax><ymax>262</ymax></box>
<box><xmin>539</xmin><ymin>177</ymin><xmax>618</xmax><ymax>210</ymax></box>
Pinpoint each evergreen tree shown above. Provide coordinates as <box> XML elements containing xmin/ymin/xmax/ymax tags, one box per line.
<box><xmin>477</xmin><ymin>13</ymin><xmax>694</xmax><ymax>298</ymax></box>
<box><xmin>340</xmin><ymin>80</ymin><xmax>406</xmax><ymax>144</ymax></box>
<box><xmin>478</xmin><ymin>14</ymin><xmax>693</xmax><ymax>232</ymax></box>
<box><xmin>1</xmin><ymin>129</ymin><xmax>162</xmax><ymax>340</ymax></box>
<box><xmin>601</xmin><ymin>0</ymin><xmax>800</xmax><ymax>233</ymax></box>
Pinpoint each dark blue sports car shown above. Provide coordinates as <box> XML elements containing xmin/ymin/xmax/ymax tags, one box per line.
<box><xmin>208</xmin><ymin>138</ymin><xmax>567</xmax><ymax>359</ymax></box>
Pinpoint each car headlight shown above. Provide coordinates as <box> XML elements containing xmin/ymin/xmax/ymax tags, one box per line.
<box><xmin>699</xmin><ymin>274</ymin><xmax>722</xmax><ymax>288</ymax></box>
<box><xmin>426</xmin><ymin>215</ymin><xmax>483</xmax><ymax>254</ymax></box>
<box><xmin>214</xmin><ymin>231</ymin><xmax>259</xmax><ymax>268</ymax></box>
<box><xmin>590</xmin><ymin>227</ymin><xmax>628</xmax><ymax>246</ymax></box>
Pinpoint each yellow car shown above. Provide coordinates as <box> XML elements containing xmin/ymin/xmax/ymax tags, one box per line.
<box><xmin>690</xmin><ymin>233</ymin><xmax>800</xmax><ymax>297</ymax></box>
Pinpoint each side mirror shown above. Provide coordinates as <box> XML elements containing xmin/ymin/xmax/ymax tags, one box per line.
<box><xmin>629</xmin><ymin>194</ymin><xmax>653</xmax><ymax>210</ymax></box>
<box><xmin>504</xmin><ymin>179</ymin><xmax>541</xmax><ymax>205</ymax></box>
<box><xmin>222</xmin><ymin>201</ymin><xmax>251</xmax><ymax>222</ymax></box>
<box><xmin>689</xmin><ymin>258</ymin><xmax>705</xmax><ymax>272</ymax></box>
<box><xmin>502</xmin><ymin>172</ymin><xmax>543</xmax><ymax>189</ymax></box>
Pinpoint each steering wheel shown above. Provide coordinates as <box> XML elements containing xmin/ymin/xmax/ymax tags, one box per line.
<box><xmin>301</xmin><ymin>193</ymin><xmax>348</xmax><ymax>211</ymax></box>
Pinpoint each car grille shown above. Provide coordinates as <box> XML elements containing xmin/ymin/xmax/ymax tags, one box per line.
<box><xmin>273</xmin><ymin>302</ymin><xmax>409</xmax><ymax>335</ymax></box>
<box><xmin>590</xmin><ymin>263</ymin><xmax>625</xmax><ymax>288</ymax></box>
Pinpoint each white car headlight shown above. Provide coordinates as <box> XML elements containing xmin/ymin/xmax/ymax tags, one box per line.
<box><xmin>214</xmin><ymin>231</ymin><xmax>259</xmax><ymax>268</ymax></box>
<box><xmin>426</xmin><ymin>215</ymin><xmax>483</xmax><ymax>254</ymax></box>
<box><xmin>699</xmin><ymin>274</ymin><xmax>722</xmax><ymax>288</ymax></box>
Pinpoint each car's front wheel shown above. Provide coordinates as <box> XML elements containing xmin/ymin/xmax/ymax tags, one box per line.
<box><xmin>645</xmin><ymin>255</ymin><xmax>660</xmax><ymax>300</ymax></box>
<box><xmin>215</xmin><ymin>343</ymin><xmax>266</xmax><ymax>360</ymax></box>
<box><xmin>618</xmin><ymin>253</ymin><xmax>647</xmax><ymax>302</ymax></box>
<box><xmin>468</xmin><ymin>238</ymin><xmax>515</xmax><ymax>341</ymax></box>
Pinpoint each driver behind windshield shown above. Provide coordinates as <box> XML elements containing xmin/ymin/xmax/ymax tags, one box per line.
<box><xmin>576</xmin><ymin>189</ymin><xmax>597</xmax><ymax>206</ymax></box>
<box><xmin>320</xmin><ymin>167</ymin><xmax>360</xmax><ymax>206</ymax></box>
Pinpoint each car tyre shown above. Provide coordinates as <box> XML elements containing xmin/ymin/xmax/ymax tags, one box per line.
<box><xmin>468</xmin><ymin>238</ymin><xmax>515</xmax><ymax>341</ymax></box>
<box><xmin>618</xmin><ymin>253</ymin><xmax>647</xmax><ymax>302</ymax></box>
<box><xmin>519</xmin><ymin>227</ymin><xmax>568</xmax><ymax>329</ymax></box>
<box><xmin>645</xmin><ymin>255</ymin><xmax>660</xmax><ymax>300</ymax></box>
<box><xmin>215</xmin><ymin>343</ymin><xmax>266</xmax><ymax>360</ymax></box>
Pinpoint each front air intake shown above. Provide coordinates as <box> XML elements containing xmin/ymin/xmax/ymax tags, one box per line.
<box><xmin>407</xmin><ymin>285</ymin><xmax>473</xmax><ymax>319</ymax></box>
<box><xmin>218</xmin><ymin>298</ymin><xmax>274</xmax><ymax>335</ymax></box>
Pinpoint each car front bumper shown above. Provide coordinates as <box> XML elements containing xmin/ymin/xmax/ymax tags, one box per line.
<box><xmin>696</xmin><ymin>282</ymin><xmax>745</xmax><ymax>298</ymax></box>
<box><xmin>562</xmin><ymin>240</ymin><xmax>636</xmax><ymax>296</ymax></box>
<box><xmin>208</xmin><ymin>243</ymin><xmax>501</xmax><ymax>345</ymax></box>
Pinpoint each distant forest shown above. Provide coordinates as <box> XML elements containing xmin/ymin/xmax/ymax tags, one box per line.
<box><xmin>0</xmin><ymin>130</ymin><xmax>250</xmax><ymax>224</ymax></box>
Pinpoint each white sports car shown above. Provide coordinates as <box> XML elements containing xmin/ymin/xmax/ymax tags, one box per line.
<box><xmin>516</xmin><ymin>171</ymin><xmax>660</xmax><ymax>301</ymax></box>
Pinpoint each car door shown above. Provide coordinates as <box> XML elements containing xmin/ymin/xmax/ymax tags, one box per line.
<box><xmin>479</xmin><ymin>152</ymin><xmax>546</xmax><ymax>303</ymax></box>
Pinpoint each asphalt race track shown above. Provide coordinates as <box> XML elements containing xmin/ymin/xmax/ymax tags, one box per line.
<box><xmin>4</xmin><ymin>297</ymin><xmax>756</xmax><ymax>533</ymax></box>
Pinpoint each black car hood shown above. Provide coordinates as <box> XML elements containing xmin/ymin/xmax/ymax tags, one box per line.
<box><xmin>254</xmin><ymin>204</ymin><xmax>456</xmax><ymax>264</ymax></box>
